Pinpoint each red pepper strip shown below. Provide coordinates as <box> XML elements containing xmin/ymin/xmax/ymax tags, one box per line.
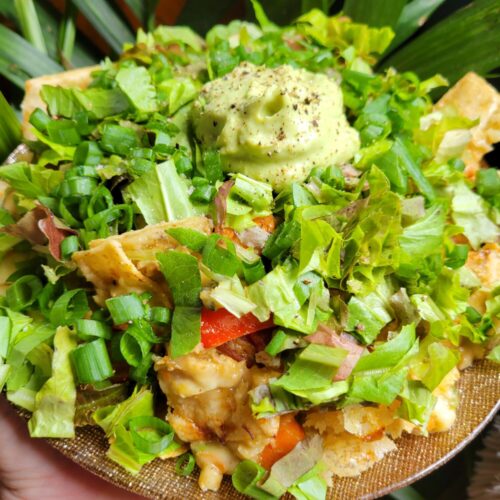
<box><xmin>201</xmin><ymin>308</ymin><xmax>274</xmax><ymax>349</ymax></box>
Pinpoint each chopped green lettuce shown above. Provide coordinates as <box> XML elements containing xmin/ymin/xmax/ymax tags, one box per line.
<box><xmin>126</xmin><ymin>160</ymin><xmax>195</xmax><ymax>223</ymax></box>
<box><xmin>409</xmin><ymin>337</ymin><xmax>459</xmax><ymax>391</ymax></box>
<box><xmin>116</xmin><ymin>65</ymin><xmax>157</xmax><ymax>113</ymax></box>
<box><xmin>398</xmin><ymin>380</ymin><xmax>436</xmax><ymax>428</ymax></box>
<box><xmin>450</xmin><ymin>181</ymin><xmax>498</xmax><ymax>249</ymax></box>
<box><xmin>28</xmin><ymin>326</ymin><xmax>77</xmax><ymax>438</ymax></box>
<box><xmin>354</xmin><ymin>323</ymin><xmax>417</xmax><ymax>372</ymax></box>
<box><xmin>346</xmin><ymin>280</ymin><xmax>394</xmax><ymax>344</ymax></box>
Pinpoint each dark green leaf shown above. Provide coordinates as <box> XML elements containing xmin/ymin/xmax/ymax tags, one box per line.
<box><xmin>71</xmin><ymin>0</ymin><xmax>135</xmax><ymax>54</ymax></box>
<box><xmin>0</xmin><ymin>25</ymin><xmax>63</xmax><ymax>79</ymax></box>
<box><xmin>0</xmin><ymin>91</ymin><xmax>21</xmax><ymax>162</ymax></box>
<box><xmin>385</xmin><ymin>0</ymin><xmax>447</xmax><ymax>53</ymax></box>
<box><xmin>14</xmin><ymin>0</ymin><xmax>47</xmax><ymax>54</ymax></box>
<box><xmin>381</xmin><ymin>0</ymin><xmax>500</xmax><ymax>88</ymax></box>
<box><xmin>344</xmin><ymin>0</ymin><xmax>407</xmax><ymax>29</ymax></box>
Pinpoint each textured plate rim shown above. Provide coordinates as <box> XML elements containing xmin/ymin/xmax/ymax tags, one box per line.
<box><xmin>366</xmin><ymin>400</ymin><xmax>500</xmax><ymax>500</ymax></box>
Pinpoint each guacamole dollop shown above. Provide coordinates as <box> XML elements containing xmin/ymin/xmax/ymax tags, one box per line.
<box><xmin>191</xmin><ymin>62</ymin><xmax>360</xmax><ymax>191</ymax></box>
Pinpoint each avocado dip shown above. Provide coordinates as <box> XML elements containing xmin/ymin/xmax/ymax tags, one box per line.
<box><xmin>191</xmin><ymin>62</ymin><xmax>360</xmax><ymax>191</ymax></box>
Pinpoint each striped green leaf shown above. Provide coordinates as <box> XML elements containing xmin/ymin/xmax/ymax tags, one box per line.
<box><xmin>71</xmin><ymin>0</ymin><xmax>135</xmax><ymax>54</ymax></box>
<box><xmin>14</xmin><ymin>0</ymin><xmax>47</xmax><ymax>54</ymax></box>
<box><xmin>58</xmin><ymin>1</ymin><xmax>77</xmax><ymax>66</ymax></box>
<box><xmin>0</xmin><ymin>91</ymin><xmax>21</xmax><ymax>162</ymax></box>
<box><xmin>343</xmin><ymin>0</ymin><xmax>407</xmax><ymax>28</ymax></box>
<box><xmin>0</xmin><ymin>24</ymin><xmax>63</xmax><ymax>82</ymax></box>
<box><xmin>381</xmin><ymin>0</ymin><xmax>500</xmax><ymax>87</ymax></box>
<box><xmin>0</xmin><ymin>56</ymin><xmax>29</xmax><ymax>89</ymax></box>
<box><xmin>386</xmin><ymin>0</ymin><xmax>447</xmax><ymax>53</ymax></box>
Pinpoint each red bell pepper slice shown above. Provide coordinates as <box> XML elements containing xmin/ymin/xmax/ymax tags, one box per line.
<box><xmin>201</xmin><ymin>308</ymin><xmax>274</xmax><ymax>348</ymax></box>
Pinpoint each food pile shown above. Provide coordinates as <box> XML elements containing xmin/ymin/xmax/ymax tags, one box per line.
<box><xmin>0</xmin><ymin>3</ymin><xmax>499</xmax><ymax>498</ymax></box>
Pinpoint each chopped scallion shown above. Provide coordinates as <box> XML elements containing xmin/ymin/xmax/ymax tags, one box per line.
<box><xmin>70</xmin><ymin>338</ymin><xmax>114</xmax><ymax>384</ymax></box>
<box><xmin>106</xmin><ymin>294</ymin><xmax>145</xmax><ymax>324</ymax></box>
<box><xmin>129</xmin><ymin>416</ymin><xmax>174</xmax><ymax>455</ymax></box>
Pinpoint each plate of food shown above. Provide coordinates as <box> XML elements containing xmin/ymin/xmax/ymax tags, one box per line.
<box><xmin>0</xmin><ymin>1</ymin><xmax>499</xmax><ymax>499</ymax></box>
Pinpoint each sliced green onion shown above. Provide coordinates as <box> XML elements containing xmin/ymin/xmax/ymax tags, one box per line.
<box><xmin>129</xmin><ymin>158</ymin><xmax>154</xmax><ymax>177</ymax></box>
<box><xmin>148</xmin><ymin>307</ymin><xmax>172</xmax><ymax>325</ymax></box>
<box><xmin>232</xmin><ymin>460</ymin><xmax>270</xmax><ymax>500</ymax></box>
<box><xmin>65</xmin><ymin>166</ymin><xmax>99</xmax><ymax>179</ymax></box>
<box><xmin>60</xmin><ymin>235</ymin><xmax>79</xmax><ymax>259</ymax></box>
<box><xmin>83</xmin><ymin>204</ymin><xmax>133</xmax><ymax>233</ymax></box>
<box><xmin>38</xmin><ymin>281</ymin><xmax>64</xmax><ymax>319</ymax></box>
<box><xmin>190</xmin><ymin>183</ymin><xmax>216</xmax><ymax>203</ymax></box>
<box><xmin>129</xmin><ymin>416</ymin><xmax>174</xmax><ymax>455</ymax></box>
<box><xmin>120</xmin><ymin>328</ymin><xmax>151</xmax><ymax>367</ymax></box>
<box><xmin>175</xmin><ymin>452</ymin><xmax>196</xmax><ymax>476</ymax></box>
<box><xmin>49</xmin><ymin>289</ymin><xmax>89</xmax><ymax>326</ymax></box>
<box><xmin>58</xmin><ymin>198</ymin><xmax>81</xmax><ymax>227</ymax></box>
<box><xmin>174</xmin><ymin>154</ymin><xmax>193</xmax><ymax>176</ymax></box>
<box><xmin>70</xmin><ymin>338</ymin><xmax>114</xmax><ymax>384</ymax></box>
<box><xmin>99</xmin><ymin>123</ymin><xmax>140</xmax><ymax>156</ymax></box>
<box><xmin>86</xmin><ymin>185</ymin><xmax>114</xmax><ymax>218</ymax></box>
<box><xmin>29</xmin><ymin>107</ymin><xmax>51</xmax><ymax>133</ymax></box>
<box><xmin>242</xmin><ymin>259</ymin><xmax>266</xmax><ymax>285</ymax></box>
<box><xmin>73</xmin><ymin>140</ymin><xmax>102</xmax><ymax>166</ymax></box>
<box><xmin>202</xmin><ymin>148</ymin><xmax>224</xmax><ymax>183</ymax></box>
<box><xmin>130</xmin><ymin>147</ymin><xmax>154</xmax><ymax>160</ymax></box>
<box><xmin>130</xmin><ymin>353</ymin><xmax>153</xmax><ymax>384</ymax></box>
<box><xmin>60</xmin><ymin>176</ymin><xmax>98</xmax><ymax>198</ymax></box>
<box><xmin>46</xmin><ymin>118</ymin><xmax>81</xmax><ymax>146</ymax></box>
<box><xmin>6</xmin><ymin>275</ymin><xmax>43</xmax><ymax>311</ymax></box>
<box><xmin>106</xmin><ymin>294</ymin><xmax>145</xmax><ymax>324</ymax></box>
<box><xmin>74</xmin><ymin>319</ymin><xmax>112</xmax><ymax>341</ymax></box>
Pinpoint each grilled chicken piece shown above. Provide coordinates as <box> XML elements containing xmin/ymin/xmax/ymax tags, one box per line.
<box><xmin>155</xmin><ymin>348</ymin><xmax>280</xmax><ymax>491</ymax></box>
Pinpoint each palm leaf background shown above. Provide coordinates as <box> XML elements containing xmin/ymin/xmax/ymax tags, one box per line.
<box><xmin>0</xmin><ymin>1</ymin><xmax>498</xmax><ymax>498</ymax></box>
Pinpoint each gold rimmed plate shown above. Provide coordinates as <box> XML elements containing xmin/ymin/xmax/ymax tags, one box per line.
<box><xmin>5</xmin><ymin>144</ymin><xmax>500</xmax><ymax>499</ymax></box>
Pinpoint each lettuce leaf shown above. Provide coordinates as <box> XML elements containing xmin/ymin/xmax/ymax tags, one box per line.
<box><xmin>353</xmin><ymin>323</ymin><xmax>417</xmax><ymax>372</ymax></box>
<box><xmin>28</xmin><ymin>326</ymin><xmax>77</xmax><ymax>438</ymax></box>
<box><xmin>398</xmin><ymin>380</ymin><xmax>436</xmax><ymax>428</ymax></box>
<box><xmin>158</xmin><ymin>77</ymin><xmax>199</xmax><ymax>115</ymax></box>
<box><xmin>345</xmin><ymin>279</ymin><xmax>394</xmax><ymax>344</ymax></box>
<box><xmin>116</xmin><ymin>65</ymin><xmax>157</xmax><ymax>113</ymax></box>
<box><xmin>409</xmin><ymin>337</ymin><xmax>459</xmax><ymax>391</ymax></box>
<box><xmin>247</xmin><ymin>261</ymin><xmax>330</xmax><ymax>334</ymax></box>
<box><xmin>0</xmin><ymin>161</ymin><xmax>63</xmax><ymax>199</ymax></box>
<box><xmin>297</xmin><ymin>10</ymin><xmax>394</xmax><ymax>62</ymax></box>
<box><xmin>400</xmin><ymin>205</ymin><xmax>445</xmax><ymax>261</ymax></box>
<box><xmin>450</xmin><ymin>181</ymin><xmax>498</xmax><ymax>249</ymax></box>
<box><xmin>126</xmin><ymin>160</ymin><xmax>195</xmax><ymax>223</ymax></box>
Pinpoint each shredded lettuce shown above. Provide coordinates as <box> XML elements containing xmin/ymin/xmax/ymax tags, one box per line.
<box><xmin>126</xmin><ymin>160</ymin><xmax>195</xmax><ymax>223</ymax></box>
<box><xmin>449</xmin><ymin>181</ymin><xmax>499</xmax><ymax>249</ymax></box>
<box><xmin>28</xmin><ymin>326</ymin><xmax>77</xmax><ymax>438</ymax></box>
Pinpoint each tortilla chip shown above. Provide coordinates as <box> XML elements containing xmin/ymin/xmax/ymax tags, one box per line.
<box><xmin>436</xmin><ymin>72</ymin><xmax>500</xmax><ymax>179</ymax></box>
<box><xmin>322</xmin><ymin>432</ymin><xmax>397</xmax><ymax>477</ymax></box>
